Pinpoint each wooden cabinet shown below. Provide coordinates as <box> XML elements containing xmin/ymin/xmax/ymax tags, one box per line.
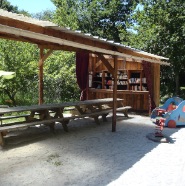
<box><xmin>88</xmin><ymin>89</ymin><xmax>149</xmax><ymax>113</ymax></box>
<box><xmin>90</xmin><ymin>69</ymin><xmax>147</xmax><ymax>91</ymax></box>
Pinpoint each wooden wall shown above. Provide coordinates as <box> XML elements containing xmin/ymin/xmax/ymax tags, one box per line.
<box><xmin>88</xmin><ymin>54</ymin><xmax>160</xmax><ymax>113</ymax></box>
<box><xmin>88</xmin><ymin>89</ymin><xmax>149</xmax><ymax>113</ymax></box>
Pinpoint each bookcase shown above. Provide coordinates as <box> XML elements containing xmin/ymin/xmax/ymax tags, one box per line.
<box><xmin>128</xmin><ymin>70</ymin><xmax>147</xmax><ymax>91</ymax></box>
<box><xmin>90</xmin><ymin>69</ymin><xmax>147</xmax><ymax>91</ymax></box>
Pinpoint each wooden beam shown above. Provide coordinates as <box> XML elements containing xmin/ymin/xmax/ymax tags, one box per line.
<box><xmin>95</xmin><ymin>59</ymin><xmax>102</xmax><ymax>69</ymax></box>
<box><xmin>96</xmin><ymin>54</ymin><xmax>114</xmax><ymax>76</ymax></box>
<box><xmin>112</xmin><ymin>56</ymin><xmax>118</xmax><ymax>132</ymax></box>
<box><xmin>39</xmin><ymin>48</ymin><xmax>44</xmax><ymax>105</ymax></box>
<box><xmin>0</xmin><ymin>24</ymin><xmax>169</xmax><ymax>65</ymax></box>
<box><xmin>0</xmin><ymin>13</ymin><xmax>169</xmax><ymax>61</ymax></box>
<box><xmin>38</xmin><ymin>48</ymin><xmax>53</xmax><ymax>66</ymax></box>
<box><xmin>37</xmin><ymin>44</ymin><xmax>80</xmax><ymax>52</ymax></box>
<box><xmin>38</xmin><ymin>48</ymin><xmax>53</xmax><ymax>104</ymax></box>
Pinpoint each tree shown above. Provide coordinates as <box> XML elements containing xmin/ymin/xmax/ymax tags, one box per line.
<box><xmin>44</xmin><ymin>51</ymin><xmax>80</xmax><ymax>102</ymax></box>
<box><xmin>128</xmin><ymin>0</ymin><xmax>185</xmax><ymax>97</ymax></box>
<box><xmin>33</xmin><ymin>10</ymin><xmax>55</xmax><ymax>22</ymax></box>
<box><xmin>34</xmin><ymin>9</ymin><xmax>80</xmax><ymax>102</ymax></box>
<box><xmin>0</xmin><ymin>0</ymin><xmax>19</xmax><ymax>13</ymax></box>
<box><xmin>52</xmin><ymin>0</ymin><xmax>79</xmax><ymax>29</ymax></box>
<box><xmin>52</xmin><ymin>0</ymin><xmax>139</xmax><ymax>42</ymax></box>
<box><xmin>0</xmin><ymin>40</ymin><xmax>39</xmax><ymax>106</ymax></box>
<box><xmin>0</xmin><ymin>0</ymin><xmax>32</xmax><ymax>16</ymax></box>
<box><xmin>0</xmin><ymin>1</ymin><xmax>80</xmax><ymax>105</ymax></box>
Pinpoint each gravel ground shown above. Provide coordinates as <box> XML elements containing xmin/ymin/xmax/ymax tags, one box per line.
<box><xmin>1</xmin><ymin>114</ymin><xmax>185</xmax><ymax>186</ymax></box>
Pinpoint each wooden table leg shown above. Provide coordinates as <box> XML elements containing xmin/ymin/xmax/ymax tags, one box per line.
<box><xmin>123</xmin><ymin>110</ymin><xmax>128</xmax><ymax>117</ymax></box>
<box><xmin>102</xmin><ymin>114</ymin><xmax>108</xmax><ymax>122</ymax></box>
<box><xmin>62</xmin><ymin>120</ymin><xmax>69</xmax><ymax>132</ymax></box>
<box><xmin>49</xmin><ymin>122</ymin><xmax>55</xmax><ymax>133</ymax></box>
<box><xmin>93</xmin><ymin>116</ymin><xmax>100</xmax><ymax>125</ymax></box>
<box><xmin>0</xmin><ymin>132</ymin><xmax>5</xmax><ymax>146</ymax></box>
<box><xmin>95</xmin><ymin>105</ymin><xmax>109</xmax><ymax>122</ymax></box>
<box><xmin>51</xmin><ymin>108</ymin><xmax>69</xmax><ymax>132</ymax></box>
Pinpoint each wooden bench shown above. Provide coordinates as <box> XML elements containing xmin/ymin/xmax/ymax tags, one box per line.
<box><xmin>0</xmin><ymin>114</ymin><xmax>30</xmax><ymax>126</ymax></box>
<box><xmin>0</xmin><ymin>98</ymin><xmax>131</xmax><ymax>146</ymax></box>
<box><xmin>0</xmin><ymin>106</ymin><xmax>132</xmax><ymax>146</ymax></box>
<box><xmin>0</xmin><ymin>107</ymin><xmax>116</xmax><ymax>146</ymax></box>
<box><xmin>0</xmin><ymin>110</ymin><xmax>56</xmax><ymax>126</ymax></box>
<box><xmin>101</xmin><ymin>105</ymin><xmax>131</xmax><ymax>117</ymax></box>
<box><xmin>116</xmin><ymin>106</ymin><xmax>132</xmax><ymax>117</ymax></box>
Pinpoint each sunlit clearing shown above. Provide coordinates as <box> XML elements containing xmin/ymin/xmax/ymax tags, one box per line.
<box><xmin>107</xmin><ymin>128</ymin><xmax>185</xmax><ymax>186</ymax></box>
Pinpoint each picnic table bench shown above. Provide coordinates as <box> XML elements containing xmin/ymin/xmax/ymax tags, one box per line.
<box><xmin>0</xmin><ymin>98</ymin><xmax>131</xmax><ymax>146</ymax></box>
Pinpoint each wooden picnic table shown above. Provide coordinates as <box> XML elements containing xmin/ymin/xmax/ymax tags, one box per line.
<box><xmin>0</xmin><ymin>98</ymin><xmax>131</xmax><ymax>146</ymax></box>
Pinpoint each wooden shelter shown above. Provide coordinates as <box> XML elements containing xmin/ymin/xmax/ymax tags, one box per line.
<box><xmin>0</xmin><ymin>9</ymin><xmax>169</xmax><ymax>131</ymax></box>
<box><xmin>88</xmin><ymin>55</ymin><xmax>162</xmax><ymax>114</ymax></box>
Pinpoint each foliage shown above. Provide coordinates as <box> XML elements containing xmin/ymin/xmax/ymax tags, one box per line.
<box><xmin>0</xmin><ymin>1</ymin><xmax>81</xmax><ymax>106</ymax></box>
<box><xmin>52</xmin><ymin>0</ymin><xmax>79</xmax><ymax>29</ymax></box>
<box><xmin>43</xmin><ymin>51</ymin><xmax>80</xmax><ymax>103</ymax></box>
<box><xmin>0</xmin><ymin>0</ymin><xmax>19</xmax><ymax>13</ymax></box>
<box><xmin>33</xmin><ymin>10</ymin><xmax>55</xmax><ymax>22</ymax></box>
<box><xmin>128</xmin><ymin>0</ymin><xmax>185</xmax><ymax>97</ymax></box>
<box><xmin>0</xmin><ymin>40</ymin><xmax>80</xmax><ymax>105</ymax></box>
<box><xmin>36</xmin><ymin>4</ymin><xmax>81</xmax><ymax>102</ymax></box>
<box><xmin>0</xmin><ymin>0</ymin><xmax>31</xmax><ymax>15</ymax></box>
<box><xmin>0</xmin><ymin>40</ymin><xmax>39</xmax><ymax>106</ymax></box>
<box><xmin>52</xmin><ymin>0</ymin><xmax>139</xmax><ymax>42</ymax></box>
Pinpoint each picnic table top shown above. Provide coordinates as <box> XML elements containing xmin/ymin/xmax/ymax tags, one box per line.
<box><xmin>0</xmin><ymin>98</ymin><xmax>123</xmax><ymax>115</ymax></box>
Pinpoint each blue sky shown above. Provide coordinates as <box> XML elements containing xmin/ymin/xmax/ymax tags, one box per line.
<box><xmin>8</xmin><ymin>0</ymin><xmax>56</xmax><ymax>14</ymax></box>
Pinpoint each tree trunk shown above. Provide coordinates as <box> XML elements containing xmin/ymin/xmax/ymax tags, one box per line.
<box><xmin>175</xmin><ymin>73</ymin><xmax>179</xmax><ymax>96</ymax></box>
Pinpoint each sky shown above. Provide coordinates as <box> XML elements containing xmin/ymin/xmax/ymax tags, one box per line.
<box><xmin>8</xmin><ymin>0</ymin><xmax>56</xmax><ymax>14</ymax></box>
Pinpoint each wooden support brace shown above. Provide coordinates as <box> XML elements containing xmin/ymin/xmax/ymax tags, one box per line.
<box><xmin>96</xmin><ymin>54</ymin><xmax>114</xmax><ymax>76</ymax></box>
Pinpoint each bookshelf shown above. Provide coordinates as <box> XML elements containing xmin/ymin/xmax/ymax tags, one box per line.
<box><xmin>90</xmin><ymin>69</ymin><xmax>147</xmax><ymax>91</ymax></box>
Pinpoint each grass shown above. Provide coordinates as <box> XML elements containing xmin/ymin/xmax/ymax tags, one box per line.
<box><xmin>47</xmin><ymin>153</ymin><xmax>62</xmax><ymax>166</ymax></box>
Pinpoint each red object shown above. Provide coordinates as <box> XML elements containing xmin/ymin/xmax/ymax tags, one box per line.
<box><xmin>155</xmin><ymin>118</ymin><xmax>165</xmax><ymax>137</ymax></box>
<box><xmin>167</xmin><ymin>120</ymin><xmax>176</xmax><ymax>128</ymax></box>
<box><xmin>76</xmin><ymin>52</ymin><xmax>89</xmax><ymax>100</ymax></box>
<box><xmin>167</xmin><ymin>104</ymin><xmax>176</xmax><ymax>112</ymax></box>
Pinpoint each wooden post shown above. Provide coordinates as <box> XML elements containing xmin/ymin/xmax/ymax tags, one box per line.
<box><xmin>112</xmin><ymin>56</ymin><xmax>118</xmax><ymax>132</ymax></box>
<box><xmin>38</xmin><ymin>48</ymin><xmax>53</xmax><ymax>105</ymax></box>
<box><xmin>39</xmin><ymin>48</ymin><xmax>44</xmax><ymax>105</ymax></box>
